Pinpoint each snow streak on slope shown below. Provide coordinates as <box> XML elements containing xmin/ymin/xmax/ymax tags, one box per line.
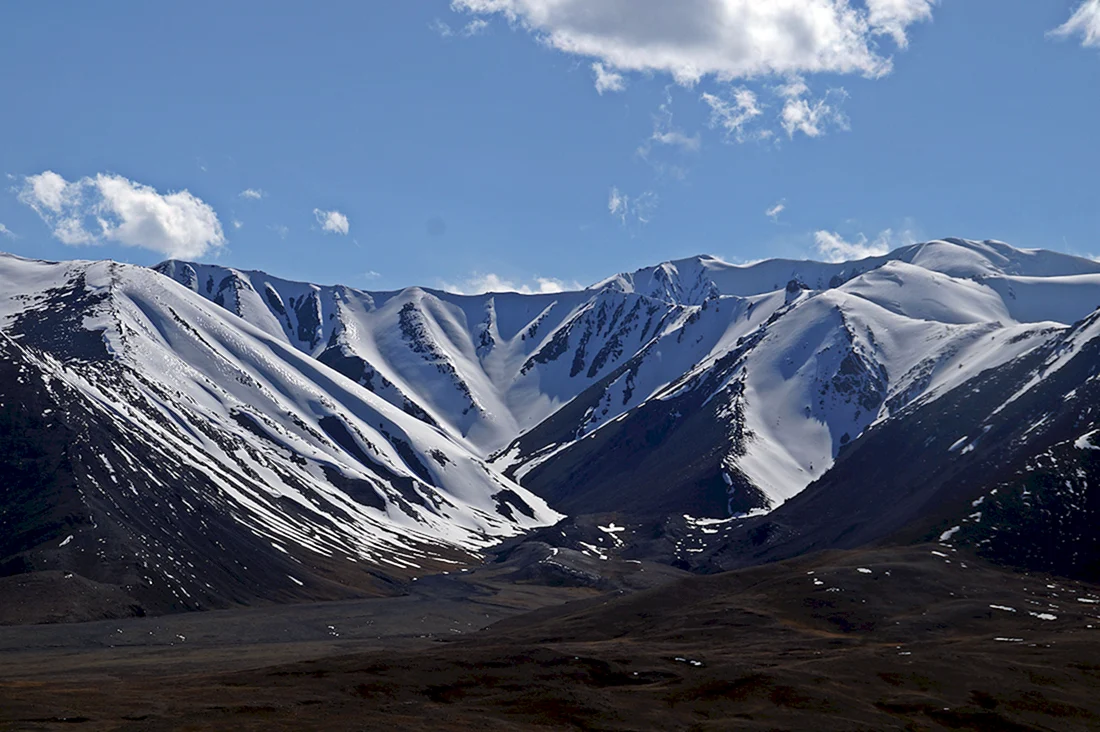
<box><xmin>156</xmin><ymin>260</ymin><xmax>718</xmax><ymax>455</ymax></box>
<box><xmin>0</xmin><ymin>254</ymin><xmax>559</xmax><ymax>580</ymax></box>
<box><xmin>500</xmin><ymin>240</ymin><xmax>1100</xmax><ymax>516</ymax></box>
<box><xmin>155</xmin><ymin>238</ymin><xmax>1100</xmax><ymax>519</ymax></box>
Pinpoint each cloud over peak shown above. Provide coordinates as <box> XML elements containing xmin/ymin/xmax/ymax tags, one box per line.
<box><xmin>442</xmin><ymin>271</ymin><xmax>581</xmax><ymax>295</ymax></box>
<box><xmin>18</xmin><ymin>171</ymin><xmax>225</xmax><ymax>258</ymax></box>
<box><xmin>813</xmin><ymin>226</ymin><xmax>916</xmax><ymax>262</ymax></box>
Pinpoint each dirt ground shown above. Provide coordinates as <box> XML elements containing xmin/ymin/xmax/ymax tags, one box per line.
<box><xmin>3</xmin><ymin>545</ymin><xmax>1100</xmax><ymax>731</ymax></box>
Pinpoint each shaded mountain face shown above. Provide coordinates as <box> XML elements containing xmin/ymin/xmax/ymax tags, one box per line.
<box><xmin>0</xmin><ymin>255</ymin><xmax>558</xmax><ymax>615</ymax></box>
<box><xmin>649</xmin><ymin>305</ymin><xmax>1100</xmax><ymax>582</ymax></box>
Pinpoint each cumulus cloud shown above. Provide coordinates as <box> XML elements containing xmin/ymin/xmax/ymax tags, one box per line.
<box><xmin>592</xmin><ymin>62</ymin><xmax>626</xmax><ymax>94</ymax></box>
<box><xmin>442</xmin><ymin>272</ymin><xmax>582</xmax><ymax>295</ymax></box>
<box><xmin>451</xmin><ymin>1</ymin><xmax>937</xmax><ymax>143</ymax></box>
<box><xmin>765</xmin><ymin>201</ymin><xmax>786</xmax><ymax>222</ymax></box>
<box><xmin>1050</xmin><ymin>0</ymin><xmax>1100</xmax><ymax>47</ymax></box>
<box><xmin>813</xmin><ymin>227</ymin><xmax>916</xmax><ymax>262</ymax></box>
<box><xmin>0</xmin><ymin>223</ymin><xmax>16</xmax><ymax>239</ymax></box>
<box><xmin>608</xmin><ymin>186</ymin><xmax>658</xmax><ymax>226</ymax></box>
<box><xmin>313</xmin><ymin>208</ymin><xmax>350</xmax><ymax>235</ymax></box>
<box><xmin>239</xmin><ymin>188</ymin><xmax>265</xmax><ymax>200</ymax></box>
<box><xmin>451</xmin><ymin>0</ymin><xmax>937</xmax><ymax>86</ymax></box>
<box><xmin>18</xmin><ymin>171</ymin><xmax>225</xmax><ymax>258</ymax></box>
<box><xmin>865</xmin><ymin>0</ymin><xmax>937</xmax><ymax>47</ymax></box>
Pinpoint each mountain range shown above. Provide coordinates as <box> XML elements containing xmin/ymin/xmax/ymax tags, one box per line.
<box><xmin>2</xmin><ymin>237</ymin><xmax>1099</xmax><ymax>618</ymax></box>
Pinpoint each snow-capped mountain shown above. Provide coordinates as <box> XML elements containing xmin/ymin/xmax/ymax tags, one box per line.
<box><xmin>688</xmin><ymin>302</ymin><xmax>1100</xmax><ymax>582</ymax></box>
<box><xmin>155</xmin><ymin>238</ymin><xmax>1100</xmax><ymax>521</ymax></box>
<box><xmin>4</xmin><ymin>237</ymin><xmax>1100</xmax><ymax>612</ymax></box>
<box><xmin>0</xmin><ymin>253</ymin><xmax>558</xmax><ymax>613</ymax></box>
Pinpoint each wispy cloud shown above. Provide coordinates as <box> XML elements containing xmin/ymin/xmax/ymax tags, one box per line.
<box><xmin>765</xmin><ymin>201</ymin><xmax>786</xmax><ymax>223</ymax></box>
<box><xmin>777</xmin><ymin>78</ymin><xmax>850</xmax><ymax>139</ymax></box>
<box><xmin>232</xmin><ymin>219</ymin><xmax>243</xmax><ymax>230</ymax></box>
<box><xmin>638</xmin><ymin>90</ymin><xmax>700</xmax><ymax>159</ymax></box>
<box><xmin>239</xmin><ymin>188</ymin><xmax>266</xmax><ymax>200</ymax></box>
<box><xmin>701</xmin><ymin>88</ymin><xmax>767</xmax><ymax>143</ymax></box>
<box><xmin>18</xmin><ymin>171</ymin><xmax>225</xmax><ymax>258</ymax></box>
<box><xmin>270</xmin><ymin>224</ymin><xmax>289</xmax><ymax>239</ymax></box>
<box><xmin>442</xmin><ymin>272</ymin><xmax>582</xmax><ymax>295</ymax></box>
<box><xmin>313</xmin><ymin>208</ymin><xmax>349</xmax><ymax>235</ymax></box>
<box><xmin>609</xmin><ymin>186</ymin><xmax>658</xmax><ymax>226</ymax></box>
<box><xmin>0</xmin><ymin>223</ymin><xmax>17</xmax><ymax>239</ymax></box>
<box><xmin>431</xmin><ymin>17</ymin><xmax>489</xmax><ymax>38</ymax></box>
<box><xmin>1049</xmin><ymin>0</ymin><xmax>1100</xmax><ymax>47</ymax></box>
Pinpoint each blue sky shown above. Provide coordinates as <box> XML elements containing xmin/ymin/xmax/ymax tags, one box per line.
<box><xmin>0</xmin><ymin>1</ymin><xmax>1097</xmax><ymax>292</ymax></box>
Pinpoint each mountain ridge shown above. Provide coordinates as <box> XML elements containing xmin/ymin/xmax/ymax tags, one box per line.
<box><xmin>3</xmin><ymin>238</ymin><xmax>1100</xmax><ymax>615</ymax></box>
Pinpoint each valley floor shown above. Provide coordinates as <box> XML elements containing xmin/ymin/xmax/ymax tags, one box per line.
<box><xmin>2</xmin><ymin>545</ymin><xmax>1100</xmax><ymax>731</ymax></box>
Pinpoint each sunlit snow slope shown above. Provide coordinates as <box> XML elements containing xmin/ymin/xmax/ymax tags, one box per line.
<box><xmin>156</xmin><ymin>238</ymin><xmax>1100</xmax><ymax>520</ymax></box>
<box><xmin>0</xmin><ymin>254</ymin><xmax>558</xmax><ymax>612</ymax></box>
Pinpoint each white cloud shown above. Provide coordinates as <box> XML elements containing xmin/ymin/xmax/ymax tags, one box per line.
<box><xmin>609</xmin><ymin>186</ymin><xmax>629</xmax><ymax>222</ymax></box>
<box><xmin>701</xmin><ymin>88</ymin><xmax>767</xmax><ymax>143</ymax></box>
<box><xmin>813</xmin><ymin>226</ymin><xmax>917</xmax><ymax>262</ymax></box>
<box><xmin>592</xmin><ymin>62</ymin><xmax>626</xmax><ymax>94</ymax></box>
<box><xmin>239</xmin><ymin>188</ymin><xmax>265</xmax><ymax>200</ymax></box>
<box><xmin>22</xmin><ymin>170</ymin><xmax>69</xmax><ymax>213</ymax></box>
<box><xmin>432</xmin><ymin>17</ymin><xmax>490</xmax><ymax>38</ymax></box>
<box><xmin>270</xmin><ymin>224</ymin><xmax>289</xmax><ymax>239</ymax></box>
<box><xmin>765</xmin><ymin>201</ymin><xmax>786</xmax><ymax>222</ymax></box>
<box><xmin>608</xmin><ymin>186</ymin><xmax>658</xmax><ymax>226</ymax></box>
<box><xmin>464</xmin><ymin>18</ymin><xmax>490</xmax><ymax>35</ymax></box>
<box><xmin>18</xmin><ymin>171</ymin><xmax>225</xmax><ymax>258</ymax></box>
<box><xmin>0</xmin><ymin>223</ymin><xmax>16</xmax><ymax>239</ymax></box>
<box><xmin>779</xmin><ymin>82</ymin><xmax>849</xmax><ymax>138</ymax></box>
<box><xmin>1050</xmin><ymin>0</ymin><xmax>1100</xmax><ymax>47</ymax></box>
<box><xmin>451</xmin><ymin>0</ymin><xmax>937</xmax><ymax>86</ymax></box>
<box><xmin>232</xmin><ymin>219</ymin><xmax>244</xmax><ymax>230</ymax></box>
<box><xmin>651</xmin><ymin>129</ymin><xmax>701</xmax><ymax>151</ymax></box>
<box><xmin>442</xmin><ymin>272</ymin><xmax>582</xmax><ymax>295</ymax></box>
<box><xmin>865</xmin><ymin>0</ymin><xmax>937</xmax><ymax>47</ymax></box>
<box><xmin>313</xmin><ymin>208</ymin><xmax>350</xmax><ymax>235</ymax></box>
